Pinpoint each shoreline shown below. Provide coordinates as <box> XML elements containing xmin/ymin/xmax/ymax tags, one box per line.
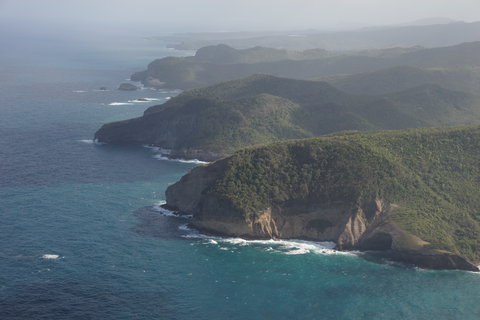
<box><xmin>157</xmin><ymin>204</ymin><xmax>479</xmax><ymax>272</ymax></box>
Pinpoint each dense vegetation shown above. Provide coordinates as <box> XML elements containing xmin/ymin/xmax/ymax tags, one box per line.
<box><xmin>327</xmin><ymin>66</ymin><xmax>480</xmax><ymax>95</ymax></box>
<box><xmin>96</xmin><ymin>74</ymin><xmax>480</xmax><ymax>160</ymax></box>
<box><xmin>207</xmin><ymin>126</ymin><xmax>480</xmax><ymax>262</ymax></box>
<box><xmin>193</xmin><ymin>44</ymin><xmax>334</xmax><ymax>64</ymax></box>
<box><xmin>131</xmin><ymin>42</ymin><xmax>480</xmax><ymax>89</ymax></box>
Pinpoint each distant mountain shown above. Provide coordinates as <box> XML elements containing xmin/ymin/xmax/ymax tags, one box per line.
<box><xmin>131</xmin><ymin>42</ymin><xmax>480</xmax><ymax>90</ymax></box>
<box><xmin>96</xmin><ymin>75</ymin><xmax>480</xmax><ymax>161</ymax></box>
<box><xmin>165</xmin><ymin>125</ymin><xmax>480</xmax><ymax>271</ymax></box>
<box><xmin>193</xmin><ymin>44</ymin><xmax>333</xmax><ymax>64</ymax></box>
<box><xmin>328</xmin><ymin>66</ymin><xmax>480</xmax><ymax>95</ymax></box>
<box><xmin>160</xmin><ymin>21</ymin><xmax>480</xmax><ymax>51</ymax></box>
<box><xmin>396</xmin><ymin>41</ymin><xmax>480</xmax><ymax>67</ymax></box>
<box><xmin>401</xmin><ymin>17</ymin><xmax>460</xmax><ymax>26</ymax></box>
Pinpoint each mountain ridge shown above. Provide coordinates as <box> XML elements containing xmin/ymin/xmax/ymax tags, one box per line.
<box><xmin>95</xmin><ymin>74</ymin><xmax>480</xmax><ymax>161</ymax></box>
<box><xmin>131</xmin><ymin>41</ymin><xmax>480</xmax><ymax>90</ymax></box>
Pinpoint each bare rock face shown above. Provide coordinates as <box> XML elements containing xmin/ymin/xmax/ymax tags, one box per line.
<box><xmin>168</xmin><ymin>169</ymin><xmax>390</xmax><ymax>246</ymax></box>
<box><xmin>165</xmin><ymin>160</ymin><xmax>228</xmax><ymax>214</ymax></box>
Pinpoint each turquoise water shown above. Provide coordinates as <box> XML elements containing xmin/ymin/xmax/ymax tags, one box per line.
<box><xmin>1</xmin><ymin>37</ymin><xmax>480</xmax><ymax>320</ymax></box>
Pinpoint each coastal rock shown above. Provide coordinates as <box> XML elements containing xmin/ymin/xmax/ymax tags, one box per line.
<box><xmin>118</xmin><ymin>83</ymin><xmax>139</xmax><ymax>91</ymax></box>
<box><xmin>390</xmin><ymin>250</ymin><xmax>478</xmax><ymax>271</ymax></box>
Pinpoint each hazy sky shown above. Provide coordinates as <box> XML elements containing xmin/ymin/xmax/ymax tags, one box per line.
<box><xmin>1</xmin><ymin>0</ymin><xmax>479</xmax><ymax>34</ymax></box>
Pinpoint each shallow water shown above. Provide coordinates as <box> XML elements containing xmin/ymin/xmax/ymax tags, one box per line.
<box><xmin>1</xmin><ymin>36</ymin><xmax>480</xmax><ymax>320</ymax></box>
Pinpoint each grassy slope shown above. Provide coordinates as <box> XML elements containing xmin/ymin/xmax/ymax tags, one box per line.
<box><xmin>207</xmin><ymin>126</ymin><xmax>480</xmax><ymax>262</ymax></box>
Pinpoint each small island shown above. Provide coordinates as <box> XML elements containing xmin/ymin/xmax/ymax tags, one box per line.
<box><xmin>165</xmin><ymin>126</ymin><xmax>480</xmax><ymax>271</ymax></box>
<box><xmin>118</xmin><ymin>83</ymin><xmax>139</xmax><ymax>91</ymax></box>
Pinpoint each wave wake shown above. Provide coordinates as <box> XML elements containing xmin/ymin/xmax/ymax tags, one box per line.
<box><xmin>41</xmin><ymin>254</ymin><xmax>60</xmax><ymax>260</ymax></box>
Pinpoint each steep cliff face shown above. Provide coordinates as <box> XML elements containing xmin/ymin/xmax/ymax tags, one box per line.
<box><xmin>165</xmin><ymin>127</ymin><xmax>480</xmax><ymax>271</ymax></box>
<box><xmin>168</xmin><ymin>172</ymin><xmax>394</xmax><ymax>249</ymax></box>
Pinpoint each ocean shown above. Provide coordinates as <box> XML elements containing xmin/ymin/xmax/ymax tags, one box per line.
<box><xmin>1</xmin><ymin>35</ymin><xmax>480</xmax><ymax>320</ymax></box>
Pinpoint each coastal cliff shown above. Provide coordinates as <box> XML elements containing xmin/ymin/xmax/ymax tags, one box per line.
<box><xmin>165</xmin><ymin>126</ymin><xmax>480</xmax><ymax>271</ymax></box>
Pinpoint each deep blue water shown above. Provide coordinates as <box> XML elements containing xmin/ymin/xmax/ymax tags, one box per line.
<box><xmin>1</xmin><ymin>36</ymin><xmax>480</xmax><ymax>320</ymax></box>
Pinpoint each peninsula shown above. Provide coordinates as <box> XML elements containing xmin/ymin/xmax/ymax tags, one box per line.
<box><xmin>165</xmin><ymin>126</ymin><xmax>480</xmax><ymax>271</ymax></box>
<box><xmin>130</xmin><ymin>42</ymin><xmax>480</xmax><ymax>90</ymax></box>
<box><xmin>95</xmin><ymin>74</ymin><xmax>480</xmax><ymax>161</ymax></box>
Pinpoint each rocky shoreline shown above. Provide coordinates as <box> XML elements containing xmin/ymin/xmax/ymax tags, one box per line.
<box><xmin>161</xmin><ymin>202</ymin><xmax>478</xmax><ymax>271</ymax></box>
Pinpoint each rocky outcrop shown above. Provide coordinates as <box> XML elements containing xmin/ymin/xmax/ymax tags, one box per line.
<box><xmin>118</xmin><ymin>83</ymin><xmax>139</xmax><ymax>91</ymax></box>
<box><xmin>168</xmin><ymin>174</ymin><xmax>393</xmax><ymax>246</ymax></box>
<box><xmin>391</xmin><ymin>250</ymin><xmax>478</xmax><ymax>271</ymax></box>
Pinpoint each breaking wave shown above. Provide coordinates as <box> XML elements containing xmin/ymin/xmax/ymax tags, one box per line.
<box><xmin>108</xmin><ymin>102</ymin><xmax>133</xmax><ymax>106</ymax></box>
<box><xmin>151</xmin><ymin>201</ymin><xmax>192</xmax><ymax>219</ymax></box>
<box><xmin>143</xmin><ymin>145</ymin><xmax>209</xmax><ymax>164</ymax></box>
<box><xmin>179</xmin><ymin>224</ymin><xmax>354</xmax><ymax>256</ymax></box>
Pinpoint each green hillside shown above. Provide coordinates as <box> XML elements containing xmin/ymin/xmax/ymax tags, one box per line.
<box><xmin>95</xmin><ymin>75</ymin><xmax>480</xmax><ymax>161</ymax></box>
<box><xmin>193</xmin><ymin>44</ymin><xmax>333</xmax><ymax>64</ymax></box>
<box><xmin>328</xmin><ymin>66</ymin><xmax>480</xmax><ymax>95</ymax></box>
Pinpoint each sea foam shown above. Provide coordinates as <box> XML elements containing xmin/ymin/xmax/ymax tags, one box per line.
<box><xmin>127</xmin><ymin>98</ymin><xmax>160</xmax><ymax>103</ymax></box>
<box><xmin>153</xmin><ymin>200</ymin><xmax>352</xmax><ymax>257</ymax></box>
<box><xmin>108</xmin><ymin>102</ymin><xmax>133</xmax><ymax>106</ymax></box>
<box><xmin>41</xmin><ymin>254</ymin><xmax>60</xmax><ymax>260</ymax></box>
<box><xmin>182</xmin><ymin>228</ymin><xmax>353</xmax><ymax>256</ymax></box>
<box><xmin>153</xmin><ymin>154</ymin><xmax>209</xmax><ymax>164</ymax></box>
<box><xmin>143</xmin><ymin>145</ymin><xmax>209</xmax><ymax>164</ymax></box>
<box><xmin>78</xmin><ymin>139</ymin><xmax>105</xmax><ymax>145</ymax></box>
